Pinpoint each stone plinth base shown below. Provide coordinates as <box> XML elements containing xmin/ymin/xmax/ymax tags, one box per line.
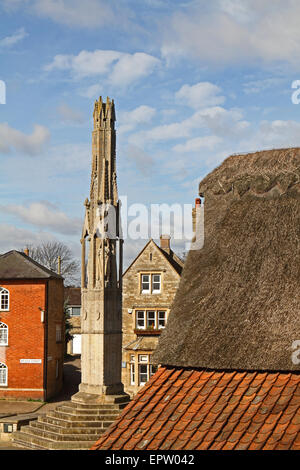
<box><xmin>71</xmin><ymin>390</ymin><xmax>130</xmax><ymax>406</ymax></box>
<box><xmin>76</xmin><ymin>381</ymin><xmax>125</xmax><ymax>397</ymax></box>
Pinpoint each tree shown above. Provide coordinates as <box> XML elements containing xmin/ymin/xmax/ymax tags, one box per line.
<box><xmin>28</xmin><ymin>241</ymin><xmax>80</xmax><ymax>286</ymax></box>
<box><xmin>64</xmin><ymin>299</ymin><xmax>74</xmax><ymax>357</ymax></box>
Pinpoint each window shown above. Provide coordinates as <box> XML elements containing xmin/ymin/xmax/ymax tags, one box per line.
<box><xmin>0</xmin><ymin>323</ymin><xmax>8</xmax><ymax>346</ymax></box>
<box><xmin>141</xmin><ymin>274</ymin><xmax>161</xmax><ymax>294</ymax></box>
<box><xmin>56</xmin><ymin>324</ymin><xmax>62</xmax><ymax>342</ymax></box>
<box><xmin>138</xmin><ymin>355</ymin><xmax>157</xmax><ymax>386</ymax></box>
<box><xmin>0</xmin><ymin>363</ymin><xmax>7</xmax><ymax>386</ymax></box>
<box><xmin>152</xmin><ymin>275</ymin><xmax>161</xmax><ymax>293</ymax></box>
<box><xmin>130</xmin><ymin>355</ymin><xmax>135</xmax><ymax>386</ymax></box>
<box><xmin>158</xmin><ymin>311</ymin><xmax>166</xmax><ymax>329</ymax></box>
<box><xmin>56</xmin><ymin>360</ymin><xmax>59</xmax><ymax>379</ymax></box>
<box><xmin>136</xmin><ymin>311</ymin><xmax>146</xmax><ymax>329</ymax></box>
<box><xmin>135</xmin><ymin>310</ymin><xmax>167</xmax><ymax>330</ymax></box>
<box><xmin>141</xmin><ymin>274</ymin><xmax>150</xmax><ymax>293</ymax></box>
<box><xmin>146</xmin><ymin>311</ymin><xmax>156</xmax><ymax>329</ymax></box>
<box><xmin>68</xmin><ymin>307</ymin><xmax>81</xmax><ymax>317</ymax></box>
<box><xmin>0</xmin><ymin>288</ymin><xmax>9</xmax><ymax>311</ymax></box>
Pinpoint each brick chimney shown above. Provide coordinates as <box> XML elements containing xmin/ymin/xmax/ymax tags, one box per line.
<box><xmin>192</xmin><ymin>198</ymin><xmax>201</xmax><ymax>233</ymax></box>
<box><xmin>24</xmin><ymin>248</ymin><xmax>29</xmax><ymax>256</ymax></box>
<box><xmin>160</xmin><ymin>235</ymin><xmax>171</xmax><ymax>254</ymax></box>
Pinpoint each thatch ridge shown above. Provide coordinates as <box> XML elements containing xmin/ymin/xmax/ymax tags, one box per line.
<box><xmin>153</xmin><ymin>148</ymin><xmax>300</xmax><ymax>371</ymax></box>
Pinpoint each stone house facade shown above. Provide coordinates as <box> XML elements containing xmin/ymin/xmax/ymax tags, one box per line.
<box><xmin>122</xmin><ymin>235</ymin><xmax>183</xmax><ymax>397</ymax></box>
<box><xmin>0</xmin><ymin>250</ymin><xmax>64</xmax><ymax>400</ymax></box>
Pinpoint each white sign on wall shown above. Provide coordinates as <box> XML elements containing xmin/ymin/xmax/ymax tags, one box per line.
<box><xmin>20</xmin><ymin>359</ymin><xmax>42</xmax><ymax>364</ymax></box>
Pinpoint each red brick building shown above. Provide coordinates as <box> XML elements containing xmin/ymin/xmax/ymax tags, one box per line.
<box><xmin>0</xmin><ymin>250</ymin><xmax>64</xmax><ymax>400</ymax></box>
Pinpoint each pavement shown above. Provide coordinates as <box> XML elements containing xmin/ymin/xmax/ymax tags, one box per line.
<box><xmin>0</xmin><ymin>355</ymin><xmax>81</xmax><ymax>450</ymax></box>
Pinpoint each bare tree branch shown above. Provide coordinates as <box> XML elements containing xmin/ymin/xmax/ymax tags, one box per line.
<box><xmin>27</xmin><ymin>241</ymin><xmax>80</xmax><ymax>286</ymax></box>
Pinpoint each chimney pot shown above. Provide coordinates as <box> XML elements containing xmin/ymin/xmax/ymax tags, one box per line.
<box><xmin>24</xmin><ymin>248</ymin><xmax>29</xmax><ymax>256</ymax></box>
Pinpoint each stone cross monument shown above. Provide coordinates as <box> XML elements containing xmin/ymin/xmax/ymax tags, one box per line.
<box><xmin>73</xmin><ymin>97</ymin><xmax>128</xmax><ymax>405</ymax></box>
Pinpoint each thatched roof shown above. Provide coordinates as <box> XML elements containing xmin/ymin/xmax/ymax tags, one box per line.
<box><xmin>153</xmin><ymin>148</ymin><xmax>300</xmax><ymax>371</ymax></box>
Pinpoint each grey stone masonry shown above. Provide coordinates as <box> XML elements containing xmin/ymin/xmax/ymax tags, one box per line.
<box><xmin>12</xmin><ymin>399</ymin><xmax>129</xmax><ymax>450</ymax></box>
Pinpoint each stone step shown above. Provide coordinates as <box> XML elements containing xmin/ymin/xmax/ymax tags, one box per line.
<box><xmin>37</xmin><ymin>415</ymin><xmax>113</xmax><ymax>430</ymax></box>
<box><xmin>59</xmin><ymin>405</ymin><xmax>121</xmax><ymax>416</ymax></box>
<box><xmin>12</xmin><ymin>430</ymin><xmax>96</xmax><ymax>450</ymax></box>
<box><xmin>21</xmin><ymin>422</ymin><xmax>104</xmax><ymax>441</ymax></box>
<box><xmin>47</xmin><ymin>410</ymin><xmax>118</xmax><ymax>421</ymax></box>
<box><xmin>31</xmin><ymin>420</ymin><xmax>106</xmax><ymax>436</ymax></box>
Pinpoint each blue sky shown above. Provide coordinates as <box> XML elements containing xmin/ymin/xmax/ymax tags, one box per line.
<box><xmin>1</xmin><ymin>0</ymin><xmax>300</xmax><ymax>270</ymax></box>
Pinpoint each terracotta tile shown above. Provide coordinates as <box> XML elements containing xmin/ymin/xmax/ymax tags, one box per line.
<box><xmin>221</xmin><ymin>441</ymin><xmax>236</xmax><ymax>450</ymax></box>
<box><xmin>93</xmin><ymin>370</ymin><xmax>300</xmax><ymax>451</ymax></box>
<box><xmin>291</xmin><ymin>411</ymin><xmax>300</xmax><ymax>426</ymax></box>
<box><xmin>274</xmin><ymin>441</ymin><xmax>295</xmax><ymax>450</ymax></box>
<box><xmin>248</xmin><ymin>441</ymin><xmax>264</xmax><ymax>450</ymax></box>
<box><xmin>239</xmin><ymin>431</ymin><xmax>256</xmax><ymax>444</ymax></box>
<box><xmin>234</xmin><ymin>442</ymin><xmax>251</xmax><ymax>450</ymax></box>
<box><xmin>209</xmin><ymin>441</ymin><xmax>225</xmax><ymax>450</ymax></box>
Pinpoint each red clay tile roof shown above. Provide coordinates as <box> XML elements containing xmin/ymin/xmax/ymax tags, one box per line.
<box><xmin>91</xmin><ymin>366</ymin><xmax>300</xmax><ymax>451</ymax></box>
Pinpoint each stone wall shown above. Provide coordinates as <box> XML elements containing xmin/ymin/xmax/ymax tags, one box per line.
<box><xmin>122</xmin><ymin>240</ymin><xmax>182</xmax><ymax>397</ymax></box>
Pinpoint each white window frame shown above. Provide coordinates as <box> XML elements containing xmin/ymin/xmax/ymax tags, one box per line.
<box><xmin>0</xmin><ymin>363</ymin><xmax>7</xmax><ymax>386</ymax></box>
<box><xmin>136</xmin><ymin>311</ymin><xmax>146</xmax><ymax>329</ymax></box>
<box><xmin>158</xmin><ymin>311</ymin><xmax>166</xmax><ymax>329</ymax></box>
<box><xmin>146</xmin><ymin>311</ymin><xmax>156</xmax><ymax>329</ymax></box>
<box><xmin>135</xmin><ymin>310</ymin><xmax>167</xmax><ymax>330</ymax></box>
<box><xmin>0</xmin><ymin>322</ymin><xmax>8</xmax><ymax>346</ymax></box>
<box><xmin>141</xmin><ymin>274</ymin><xmax>162</xmax><ymax>294</ymax></box>
<box><xmin>68</xmin><ymin>306</ymin><xmax>81</xmax><ymax>317</ymax></box>
<box><xmin>152</xmin><ymin>274</ymin><xmax>161</xmax><ymax>294</ymax></box>
<box><xmin>0</xmin><ymin>288</ymin><xmax>9</xmax><ymax>311</ymax></box>
<box><xmin>141</xmin><ymin>274</ymin><xmax>150</xmax><ymax>294</ymax></box>
<box><xmin>138</xmin><ymin>355</ymin><xmax>157</xmax><ymax>386</ymax></box>
<box><xmin>130</xmin><ymin>355</ymin><xmax>135</xmax><ymax>385</ymax></box>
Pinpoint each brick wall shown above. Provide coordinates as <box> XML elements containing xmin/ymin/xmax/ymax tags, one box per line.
<box><xmin>46</xmin><ymin>278</ymin><xmax>64</xmax><ymax>400</ymax></box>
<box><xmin>0</xmin><ymin>280</ymin><xmax>46</xmax><ymax>399</ymax></box>
<box><xmin>0</xmin><ymin>277</ymin><xmax>65</xmax><ymax>400</ymax></box>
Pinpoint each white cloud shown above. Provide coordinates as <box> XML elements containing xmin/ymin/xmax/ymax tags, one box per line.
<box><xmin>110</xmin><ymin>53</ymin><xmax>161</xmax><ymax>87</ymax></box>
<box><xmin>33</xmin><ymin>0</ymin><xmax>114</xmax><ymax>29</ymax></box>
<box><xmin>241</xmin><ymin>119</ymin><xmax>300</xmax><ymax>152</ymax></box>
<box><xmin>175</xmin><ymin>82</ymin><xmax>225</xmax><ymax>109</ymax></box>
<box><xmin>0</xmin><ymin>201</ymin><xmax>81</xmax><ymax>235</ymax></box>
<box><xmin>173</xmin><ymin>135</ymin><xmax>222</xmax><ymax>153</ymax></box>
<box><xmin>0</xmin><ymin>223</ymin><xmax>56</xmax><ymax>254</ymax></box>
<box><xmin>0</xmin><ymin>123</ymin><xmax>50</xmax><ymax>155</ymax></box>
<box><xmin>130</xmin><ymin>106</ymin><xmax>249</xmax><ymax>145</ymax></box>
<box><xmin>45</xmin><ymin>49</ymin><xmax>160</xmax><ymax>87</ymax></box>
<box><xmin>243</xmin><ymin>78</ymin><xmax>286</xmax><ymax>94</ymax></box>
<box><xmin>161</xmin><ymin>0</ymin><xmax>300</xmax><ymax>67</ymax></box>
<box><xmin>118</xmin><ymin>105</ymin><xmax>156</xmax><ymax>134</ymax></box>
<box><xmin>79</xmin><ymin>83</ymin><xmax>103</xmax><ymax>99</ymax></box>
<box><xmin>0</xmin><ymin>27</ymin><xmax>28</xmax><ymax>48</ymax></box>
<box><xmin>57</xmin><ymin>103</ymin><xmax>84</xmax><ymax>124</ymax></box>
<box><xmin>45</xmin><ymin>50</ymin><xmax>122</xmax><ymax>77</ymax></box>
